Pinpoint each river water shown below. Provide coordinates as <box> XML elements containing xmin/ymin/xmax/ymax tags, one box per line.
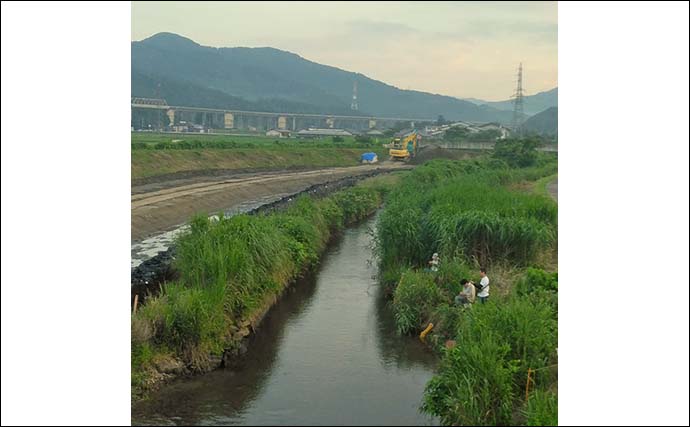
<box><xmin>131</xmin><ymin>215</ymin><xmax>439</xmax><ymax>426</ymax></box>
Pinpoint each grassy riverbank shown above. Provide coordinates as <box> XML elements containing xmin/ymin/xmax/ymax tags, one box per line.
<box><xmin>131</xmin><ymin>174</ymin><xmax>401</xmax><ymax>398</ymax></box>
<box><xmin>131</xmin><ymin>132</ymin><xmax>388</xmax><ymax>181</ymax></box>
<box><xmin>375</xmin><ymin>157</ymin><xmax>558</xmax><ymax>425</ymax></box>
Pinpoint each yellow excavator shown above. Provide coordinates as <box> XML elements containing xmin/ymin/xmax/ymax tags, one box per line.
<box><xmin>388</xmin><ymin>130</ymin><xmax>420</xmax><ymax>161</ymax></box>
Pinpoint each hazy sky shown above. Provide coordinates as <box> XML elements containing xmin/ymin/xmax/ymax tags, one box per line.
<box><xmin>132</xmin><ymin>1</ymin><xmax>557</xmax><ymax>101</ymax></box>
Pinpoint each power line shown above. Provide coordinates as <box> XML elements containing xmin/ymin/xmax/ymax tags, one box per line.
<box><xmin>511</xmin><ymin>63</ymin><xmax>525</xmax><ymax>135</ymax></box>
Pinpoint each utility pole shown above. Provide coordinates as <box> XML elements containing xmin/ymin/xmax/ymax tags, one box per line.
<box><xmin>511</xmin><ymin>63</ymin><xmax>525</xmax><ymax>135</ymax></box>
<box><xmin>351</xmin><ymin>80</ymin><xmax>358</xmax><ymax>111</ymax></box>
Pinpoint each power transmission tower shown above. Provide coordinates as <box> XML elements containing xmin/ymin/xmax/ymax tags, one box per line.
<box><xmin>351</xmin><ymin>80</ymin><xmax>358</xmax><ymax>111</ymax></box>
<box><xmin>511</xmin><ymin>63</ymin><xmax>525</xmax><ymax>135</ymax></box>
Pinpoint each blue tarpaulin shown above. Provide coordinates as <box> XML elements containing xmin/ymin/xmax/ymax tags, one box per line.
<box><xmin>360</xmin><ymin>152</ymin><xmax>378</xmax><ymax>163</ymax></box>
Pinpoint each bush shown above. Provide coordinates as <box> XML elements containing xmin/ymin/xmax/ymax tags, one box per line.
<box><xmin>392</xmin><ymin>270</ymin><xmax>445</xmax><ymax>335</ymax></box>
<box><xmin>516</xmin><ymin>268</ymin><xmax>558</xmax><ymax>296</ymax></box>
<box><xmin>331</xmin><ymin>136</ymin><xmax>344</xmax><ymax>143</ymax></box>
<box><xmin>423</xmin><ymin>332</ymin><xmax>517</xmax><ymax>426</ymax></box>
<box><xmin>493</xmin><ymin>138</ymin><xmax>539</xmax><ymax>167</ymax></box>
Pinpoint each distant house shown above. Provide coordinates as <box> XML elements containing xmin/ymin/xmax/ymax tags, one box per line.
<box><xmin>297</xmin><ymin>128</ymin><xmax>353</xmax><ymax>138</ymax></box>
<box><xmin>266</xmin><ymin>129</ymin><xmax>291</xmax><ymax>138</ymax></box>
<box><xmin>366</xmin><ymin>130</ymin><xmax>384</xmax><ymax>136</ymax></box>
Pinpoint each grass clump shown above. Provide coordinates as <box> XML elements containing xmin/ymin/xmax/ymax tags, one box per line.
<box><xmin>523</xmin><ymin>390</ymin><xmax>558</xmax><ymax>426</ymax></box>
<box><xmin>392</xmin><ymin>270</ymin><xmax>445</xmax><ymax>335</ymax></box>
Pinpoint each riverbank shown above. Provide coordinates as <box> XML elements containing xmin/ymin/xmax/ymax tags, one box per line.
<box><xmin>131</xmin><ymin>173</ymin><xmax>403</xmax><ymax>401</ymax></box>
<box><xmin>375</xmin><ymin>157</ymin><xmax>558</xmax><ymax>425</ymax></box>
<box><xmin>131</xmin><ymin>132</ymin><xmax>388</xmax><ymax>182</ymax></box>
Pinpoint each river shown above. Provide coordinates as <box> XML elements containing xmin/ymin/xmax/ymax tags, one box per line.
<box><xmin>131</xmin><ymin>214</ymin><xmax>439</xmax><ymax>426</ymax></box>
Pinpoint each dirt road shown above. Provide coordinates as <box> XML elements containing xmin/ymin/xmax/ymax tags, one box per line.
<box><xmin>131</xmin><ymin>163</ymin><xmax>411</xmax><ymax>242</ymax></box>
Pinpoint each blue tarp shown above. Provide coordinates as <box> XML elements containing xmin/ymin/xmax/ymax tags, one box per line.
<box><xmin>361</xmin><ymin>152</ymin><xmax>378</xmax><ymax>162</ymax></box>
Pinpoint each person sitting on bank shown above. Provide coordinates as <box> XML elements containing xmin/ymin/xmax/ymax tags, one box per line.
<box><xmin>454</xmin><ymin>279</ymin><xmax>476</xmax><ymax>306</ymax></box>
<box><xmin>477</xmin><ymin>267</ymin><xmax>490</xmax><ymax>304</ymax></box>
<box><xmin>428</xmin><ymin>253</ymin><xmax>440</xmax><ymax>272</ymax></box>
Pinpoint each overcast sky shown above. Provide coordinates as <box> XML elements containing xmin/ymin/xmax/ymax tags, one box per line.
<box><xmin>132</xmin><ymin>1</ymin><xmax>557</xmax><ymax>101</ymax></box>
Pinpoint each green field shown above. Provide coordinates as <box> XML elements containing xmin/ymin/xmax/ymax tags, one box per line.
<box><xmin>131</xmin><ymin>132</ymin><xmax>389</xmax><ymax>181</ymax></box>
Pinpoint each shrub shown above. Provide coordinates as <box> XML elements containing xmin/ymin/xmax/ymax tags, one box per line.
<box><xmin>493</xmin><ymin>138</ymin><xmax>539</xmax><ymax>168</ymax></box>
<box><xmin>392</xmin><ymin>270</ymin><xmax>445</xmax><ymax>335</ymax></box>
<box><xmin>423</xmin><ymin>332</ymin><xmax>517</xmax><ymax>426</ymax></box>
<box><xmin>523</xmin><ymin>390</ymin><xmax>558</xmax><ymax>426</ymax></box>
<box><xmin>516</xmin><ymin>268</ymin><xmax>558</xmax><ymax>296</ymax></box>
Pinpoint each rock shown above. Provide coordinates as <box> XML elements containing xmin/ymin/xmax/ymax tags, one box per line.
<box><xmin>153</xmin><ymin>357</ymin><xmax>185</xmax><ymax>375</ymax></box>
<box><xmin>208</xmin><ymin>354</ymin><xmax>223</xmax><ymax>368</ymax></box>
<box><xmin>238</xmin><ymin>327</ymin><xmax>251</xmax><ymax>337</ymax></box>
<box><xmin>238</xmin><ymin>341</ymin><xmax>249</xmax><ymax>356</ymax></box>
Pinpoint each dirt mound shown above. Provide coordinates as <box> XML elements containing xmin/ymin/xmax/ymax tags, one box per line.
<box><xmin>410</xmin><ymin>145</ymin><xmax>477</xmax><ymax>164</ymax></box>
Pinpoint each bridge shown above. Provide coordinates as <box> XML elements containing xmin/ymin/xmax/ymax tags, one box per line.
<box><xmin>131</xmin><ymin>98</ymin><xmax>427</xmax><ymax>132</ymax></box>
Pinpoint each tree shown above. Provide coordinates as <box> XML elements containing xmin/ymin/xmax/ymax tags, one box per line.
<box><xmin>492</xmin><ymin>138</ymin><xmax>539</xmax><ymax>167</ymax></box>
<box><xmin>436</xmin><ymin>115</ymin><xmax>447</xmax><ymax>126</ymax></box>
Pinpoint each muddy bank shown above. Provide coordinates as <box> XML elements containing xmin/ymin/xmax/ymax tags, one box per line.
<box><xmin>131</xmin><ymin>163</ymin><xmax>409</xmax><ymax>241</ymax></box>
<box><xmin>133</xmin><ymin>165</ymin><xmax>329</xmax><ymax>193</ymax></box>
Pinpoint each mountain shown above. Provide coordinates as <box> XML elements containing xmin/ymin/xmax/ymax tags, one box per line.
<box><xmin>131</xmin><ymin>32</ymin><xmax>517</xmax><ymax>123</ymax></box>
<box><xmin>523</xmin><ymin>106</ymin><xmax>558</xmax><ymax>136</ymax></box>
<box><xmin>462</xmin><ymin>88</ymin><xmax>558</xmax><ymax>116</ymax></box>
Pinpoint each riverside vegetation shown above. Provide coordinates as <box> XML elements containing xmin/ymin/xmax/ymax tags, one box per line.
<box><xmin>131</xmin><ymin>174</ymin><xmax>399</xmax><ymax>398</ymax></box>
<box><xmin>376</xmin><ymin>147</ymin><xmax>558</xmax><ymax>426</ymax></box>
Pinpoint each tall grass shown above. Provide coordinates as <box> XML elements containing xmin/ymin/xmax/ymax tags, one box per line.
<box><xmin>376</xmin><ymin>157</ymin><xmax>558</xmax><ymax>426</ymax></box>
<box><xmin>377</xmin><ymin>159</ymin><xmax>557</xmax><ymax>269</ymax></box>
<box><xmin>523</xmin><ymin>390</ymin><xmax>558</xmax><ymax>426</ymax></box>
<box><xmin>421</xmin><ymin>275</ymin><xmax>558</xmax><ymax>426</ymax></box>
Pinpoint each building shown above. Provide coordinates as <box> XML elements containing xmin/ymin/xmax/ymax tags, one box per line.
<box><xmin>266</xmin><ymin>129</ymin><xmax>292</xmax><ymax>138</ymax></box>
<box><xmin>296</xmin><ymin>128</ymin><xmax>353</xmax><ymax>138</ymax></box>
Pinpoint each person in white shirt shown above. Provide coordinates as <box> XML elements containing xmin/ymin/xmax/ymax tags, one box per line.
<box><xmin>428</xmin><ymin>253</ymin><xmax>440</xmax><ymax>272</ymax></box>
<box><xmin>477</xmin><ymin>267</ymin><xmax>490</xmax><ymax>304</ymax></box>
